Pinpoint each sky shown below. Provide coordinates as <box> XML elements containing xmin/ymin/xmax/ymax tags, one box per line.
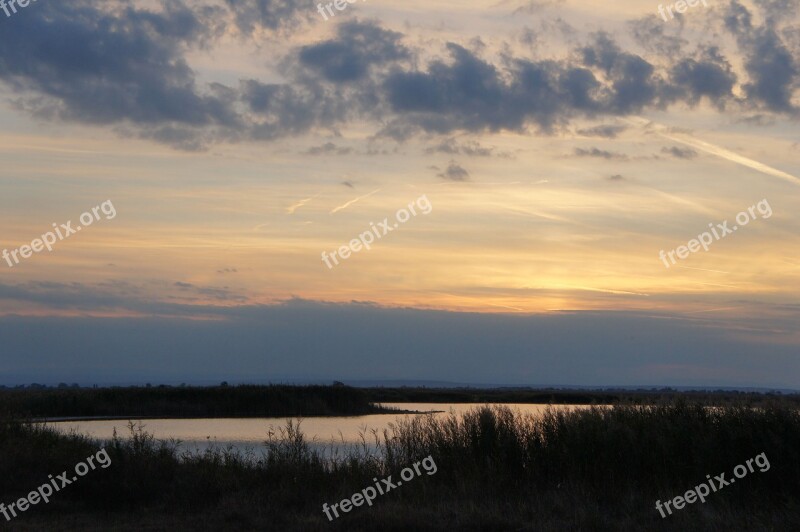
<box><xmin>0</xmin><ymin>0</ymin><xmax>798</xmax><ymax>388</ymax></box>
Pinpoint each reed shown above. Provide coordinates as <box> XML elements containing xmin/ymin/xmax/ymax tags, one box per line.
<box><xmin>1</xmin><ymin>400</ymin><xmax>798</xmax><ymax>530</ymax></box>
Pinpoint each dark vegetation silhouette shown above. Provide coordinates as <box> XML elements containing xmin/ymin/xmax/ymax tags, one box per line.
<box><xmin>368</xmin><ymin>386</ymin><xmax>800</xmax><ymax>406</ymax></box>
<box><xmin>1</xmin><ymin>394</ymin><xmax>798</xmax><ymax>530</ymax></box>
<box><xmin>1</xmin><ymin>385</ymin><xmax>399</xmax><ymax>419</ymax></box>
<box><xmin>3</xmin><ymin>384</ymin><xmax>796</xmax><ymax>420</ymax></box>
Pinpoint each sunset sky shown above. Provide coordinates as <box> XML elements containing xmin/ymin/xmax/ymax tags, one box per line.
<box><xmin>0</xmin><ymin>0</ymin><xmax>798</xmax><ymax>388</ymax></box>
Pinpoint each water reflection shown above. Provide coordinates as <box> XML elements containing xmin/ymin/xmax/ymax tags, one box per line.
<box><xmin>48</xmin><ymin>403</ymin><xmax>595</xmax><ymax>456</ymax></box>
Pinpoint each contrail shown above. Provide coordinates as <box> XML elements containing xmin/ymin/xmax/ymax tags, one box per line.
<box><xmin>553</xmin><ymin>284</ymin><xmax>650</xmax><ymax>297</ymax></box>
<box><xmin>330</xmin><ymin>188</ymin><xmax>381</xmax><ymax>214</ymax></box>
<box><xmin>627</xmin><ymin>117</ymin><xmax>800</xmax><ymax>186</ymax></box>
<box><xmin>675</xmin><ymin>264</ymin><xmax>731</xmax><ymax>274</ymax></box>
<box><xmin>287</xmin><ymin>195</ymin><xmax>316</xmax><ymax>214</ymax></box>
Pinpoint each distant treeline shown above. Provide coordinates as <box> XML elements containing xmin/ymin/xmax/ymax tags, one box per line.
<box><xmin>0</xmin><ymin>385</ymin><xmax>397</xmax><ymax>419</ymax></box>
<box><xmin>364</xmin><ymin>387</ymin><xmax>800</xmax><ymax>406</ymax></box>
<box><xmin>2</xmin><ymin>384</ymin><xmax>798</xmax><ymax>420</ymax></box>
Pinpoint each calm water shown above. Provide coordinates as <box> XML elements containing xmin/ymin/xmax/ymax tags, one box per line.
<box><xmin>47</xmin><ymin>403</ymin><xmax>594</xmax><ymax>455</ymax></box>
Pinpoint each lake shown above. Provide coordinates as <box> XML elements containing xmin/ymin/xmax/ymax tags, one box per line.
<box><xmin>46</xmin><ymin>403</ymin><xmax>595</xmax><ymax>456</ymax></box>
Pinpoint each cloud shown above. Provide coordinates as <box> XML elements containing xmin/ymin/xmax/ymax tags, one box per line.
<box><xmin>736</xmin><ymin>114</ymin><xmax>776</xmax><ymax>126</ymax></box>
<box><xmin>628</xmin><ymin>117</ymin><xmax>800</xmax><ymax>186</ymax></box>
<box><xmin>574</xmin><ymin>147</ymin><xmax>628</xmax><ymax>160</ymax></box>
<box><xmin>239</xmin><ymin>79</ymin><xmax>352</xmax><ymax>142</ymax></box>
<box><xmin>437</xmin><ymin>161</ymin><xmax>470</xmax><ymax>181</ymax></box>
<box><xmin>742</xmin><ymin>29</ymin><xmax>798</xmax><ymax>112</ymax></box>
<box><xmin>0</xmin><ymin>281</ymin><xmax>142</xmax><ymax>311</ymax></box>
<box><xmin>330</xmin><ymin>188</ymin><xmax>381</xmax><ymax>214</ymax></box>
<box><xmin>628</xmin><ymin>16</ymin><xmax>687</xmax><ymax>56</ymax></box>
<box><xmin>1</xmin><ymin>2</ymin><xmax>798</xmax><ymax>150</ymax></box>
<box><xmin>0</xmin><ymin>280</ymin><xmax>248</xmax><ymax>313</ymax></box>
<box><xmin>297</xmin><ymin>20</ymin><xmax>410</xmax><ymax>83</ymax></box>
<box><xmin>0</xmin><ymin>300</ymin><xmax>798</xmax><ymax>388</ymax></box>
<box><xmin>174</xmin><ymin>281</ymin><xmax>248</xmax><ymax>301</ymax></box>
<box><xmin>661</xmin><ymin>146</ymin><xmax>698</xmax><ymax>159</ymax></box>
<box><xmin>723</xmin><ymin>1</ymin><xmax>799</xmax><ymax>113</ymax></box>
<box><xmin>667</xmin><ymin>48</ymin><xmax>738</xmax><ymax>109</ymax></box>
<box><xmin>287</xmin><ymin>196</ymin><xmax>315</xmax><ymax>214</ymax></box>
<box><xmin>305</xmin><ymin>142</ymin><xmax>352</xmax><ymax>155</ymax></box>
<box><xmin>513</xmin><ymin>0</ymin><xmax>566</xmax><ymax>15</ymax></box>
<box><xmin>382</xmin><ymin>42</ymin><xmax>598</xmax><ymax>134</ymax></box>
<box><xmin>424</xmin><ymin>138</ymin><xmax>498</xmax><ymax>157</ymax></box>
<box><xmin>0</xmin><ymin>1</ymin><xmax>235</xmax><ymax>129</ymax></box>
<box><xmin>576</xmin><ymin>124</ymin><xmax>627</xmax><ymax>138</ymax></box>
<box><xmin>224</xmin><ymin>0</ymin><xmax>314</xmax><ymax>35</ymax></box>
<box><xmin>580</xmin><ymin>33</ymin><xmax>665</xmax><ymax>114</ymax></box>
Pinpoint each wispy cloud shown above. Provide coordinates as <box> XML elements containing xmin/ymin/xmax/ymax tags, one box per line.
<box><xmin>629</xmin><ymin>117</ymin><xmax>800</xmax><ymax>186</ymax></box>
<box><xmin>675</xmin><ymin>265</ymin><xmax>731</xmax><ymax>274</ymax></box>
<box><xmin>287</xmin><ymin>196</ymin><xmax>317</xmax><ymax>214</ymax></box>
<box><xmin>329</xmin><ymin>188</ymin><xmax>381</xmax><ymax>214</ymax></box>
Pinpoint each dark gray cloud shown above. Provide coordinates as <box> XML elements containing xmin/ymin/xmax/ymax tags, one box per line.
<box><xmin>576</xmin><ymin>124</ymin><xmax>627</xmax><ymax>138</ymax></box>
<box><xmin>236</xmin><ymin>20</ymin><xmax>411</xmax><ymax>142</ymax></box>
<box><xmin>437</xmin><ymin>161</ymin><xmax>470</xmax><ymax>181</ymax></box>
<box><xmin>723</xmin><ymin>0</ymin><xmax>799</xmax><ymax>113</ymax></box>
<box><xmin>574</xmin><ymin>147</ymin><xmax>628</xmax><ymax>160</ymax></box>
<box><xmin>173</xmin><ymin>281</ymin><xmax>247</xmax><ymax>301</ymax></box>
<box><xmin>305</xmin><ymin>142</ymin><xmax>353</xmax><ymax>155</ymax></box>
<box><xmin>0</xmin><ymin>280</ymin><xmax>247</xmax><ymax>314</ymax></box>
<box><xmin>0</xmin><ymin>281</ymin><xmax>139</xmax><ymax>311</ymax></box>
<box><xmin>661</xmin><ymin>146</ymin><xmax>698</xmax><ymax>159</ymax></box>
<box><xmin>224</xmin><ymin>0</ymin><xmax>313</xmax><ymax>35</ymax></box>
<box><xmin>0</xmin><ymin>0</ymin><xmax>239</xmax><ymax>150</ymax></box>
<box><xmin>580</xmin><ymin>33</ymin><xmax>664</xmax><ymax>114</ymax></box>
<box><xmin>424</xmin><ymin>138</ymin><xmax>498</xmax><ymax>157</ymax></box>
<box><xmin>239</xmin><ymin>79</ymin><xmax>352</xmax><ymax>141</ymax></box>
<box><xmin>668</xmin><ymin>48</ymin><xmax>737</xmax><ymax>108</ymax></box>
<box><xmin>0</xmin><ymin>1</ymin><xmax>797</xmax><ymax>149</ymax></box>
<box><xmin>0</xmin><ymin>299</ymin><xmax>797</xmax><ymax>388</ymax></box>
<box><xmin>383</xmin><ymin>44</ymin><xmax>509</xmax><ymax>127</ymax></box>
<box><xmin>724</xmin><ymin>0</ymin><xmax>754</xmax><ymax>33</ymax></box>
<box><xmin>382</xmin><ymin>42</ymin><xmax>605</xmax><ymax>135</ymax></box>
<box><xmin>742</xmin><ymin>29</ymin><xmax>798</xmax><ymax>112</ymax></box>
<box><xmin>298</xmin><ymin>20</ymin><xmax>409</xmax><ymax>83</ymax></box>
